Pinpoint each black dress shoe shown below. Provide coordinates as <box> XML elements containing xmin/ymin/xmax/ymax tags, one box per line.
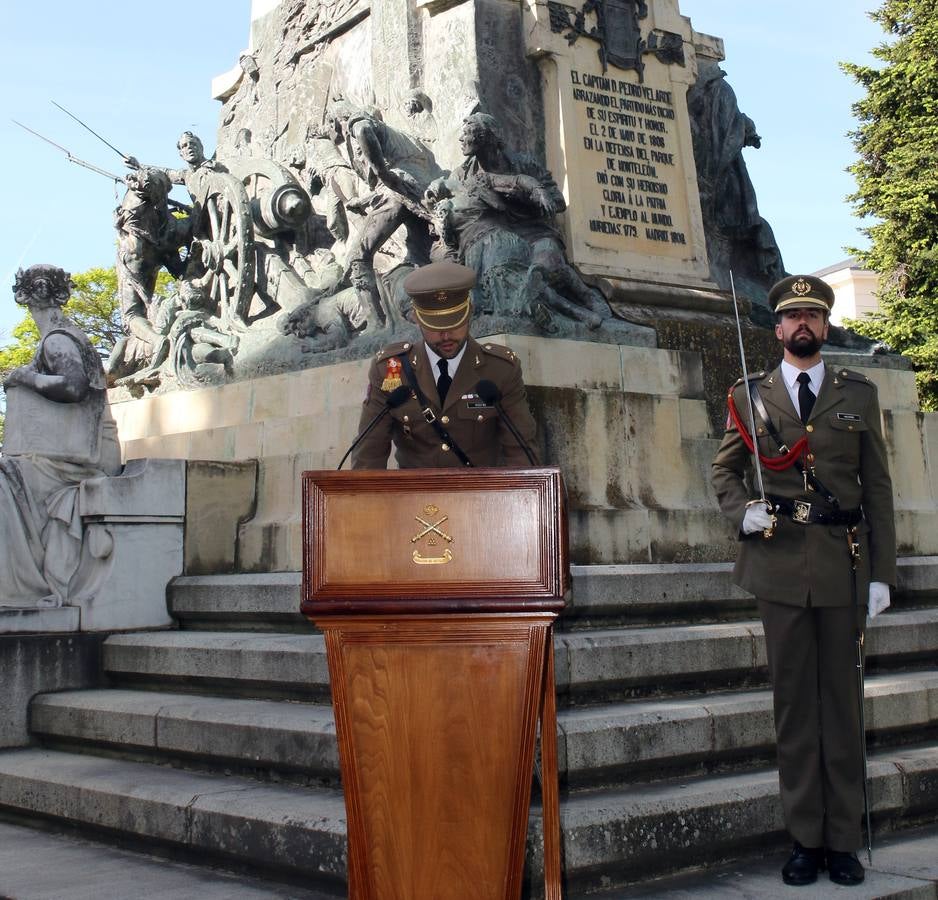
<box><xmin>782</xmin><ymin>842</ymin><xmax>825</xmax><ymax>885</ymax></box>
<box><xmin>827</xmin><ymin>849</ymin><xmax>865</xmax><ymax>885</ymax></box>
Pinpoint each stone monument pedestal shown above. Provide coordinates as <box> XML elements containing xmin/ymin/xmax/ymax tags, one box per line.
<box><xmin>75</xmin><ymin>458</ymin><xmax>185</xmax><ymax>631</ymax></box>
<box><xmin>107</xmin><ymin>334</ymin><xmax>938</xmax><ymax>575</ymax></box>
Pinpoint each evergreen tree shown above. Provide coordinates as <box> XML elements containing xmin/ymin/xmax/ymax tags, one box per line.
<box><xmin>842</xmin><ymin>0</ymin><xmax>938</xmax><ymax>409</ymax></box>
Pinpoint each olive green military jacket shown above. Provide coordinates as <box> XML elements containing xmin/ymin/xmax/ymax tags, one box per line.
<box><xmin>351</xmin><ymin>337</ymin><xmax>538</xmax><ymax>470</ymax></box>
<box><xmin>711</xmin><ymin>363</ymin><xmax>896</xmax><ymax>607</ymax></box>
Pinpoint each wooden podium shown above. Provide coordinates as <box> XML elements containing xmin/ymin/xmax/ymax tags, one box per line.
<box><xmin>301</xmin><ymin>468</ymin><xmax>567</xmax><ymax>900</ymax></box>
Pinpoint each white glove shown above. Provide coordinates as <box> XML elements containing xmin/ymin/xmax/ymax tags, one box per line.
<box><xmin>868</xmin><ymin>582</ymin><xmax>891</xmax><ymax>618</ymax></box>
<box><xmin>741</xmin><ymin>503</ymin><xmax>774</xmax><ymax>535</ymax></box>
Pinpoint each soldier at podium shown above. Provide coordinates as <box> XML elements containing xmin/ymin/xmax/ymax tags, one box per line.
<box><xmin>351</xmin><ymin>260</ymin><xmax>538</xmax><ymax>469</ymax></box>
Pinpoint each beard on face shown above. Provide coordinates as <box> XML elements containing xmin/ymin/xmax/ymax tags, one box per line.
<box><xmin>784</xmin><ymin>329</ymin><xmax>823</xmax><ymax>358</ymax></box>
<box><xmin>425</xmin><ymin>333</ymin><xmax>468</xmax><ymax>359</ymax></box>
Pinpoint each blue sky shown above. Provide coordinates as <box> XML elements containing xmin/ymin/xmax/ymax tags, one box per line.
<box><xmin>0</xmin><ymin>2</ymin><xmax>883</xmax><ymax>342</ymax></box>
<box><xmin>0</xmin><ymin>3</ymin><xmax>251</xmax><ymax>341</ymax></box>
<box><xmin>679</xmin><ymin>1</ymin><xmax>883</xmax><ymax>271</ymax></box>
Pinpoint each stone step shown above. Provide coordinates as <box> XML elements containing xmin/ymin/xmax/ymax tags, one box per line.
<box><xmin>103</xmin><ymin>631</ymin><xmax>331</xmax><ymax>700</ymax></box>
<box><xmin>30</xmin><ymin>669</ymin><xmax>938</xmax><ymax>790</ymax></box>
<box><xmin>2</xmin><ymin>741</ymin><xmax>936</xmax><ymax>897</ymax></box>
<box><xmin>102</xmin><ymin>608</ymin><xmax>938</xmax><ymax>703</ymax></box>
<box><xmin>1</xmin><ymin>815</ymin><xmax>936</xmax><ymax>900</ymax></box>
<box><xmin>169</xmin><ymin>573</ymin><xmax>309</xmax><ymax>631</ymax></box>
<box><xmin>605</xmin><ymin>822</ymin><xmax>938</xmax><ymax>898</ymax></box>
<box><xmin>558</xmin><ymin>609</ymin><xmax>938</xmax><ymax>700</ymax></box>
<box><xmin>168</xmin><ymin>558</ymin><xmax>938</xmax><ymax>631</ymax></box>
<box><xmin>560</xmin><ymin>669</ymin><xmax>938</xmax><ymax>787</ymax></box>
<box><xmin>0</xmin><ymin>748</ymin><xmax>347</xmax><ymax>890</ymax></box>
<box><xmin>30</xmin><ymin>689</ymin><xmax>339</xmax><ymax>780</ymax></box>
<box><xmin>865</xmin><ymin>609</ymin><xmax>938</xmax><ymax>667</ymax></box>
<box><xmin>567</xmin><ymin>555</ymin><xmax>938</xmax><ymax>625</ymax></box>
<box><xmin>558</xmin><ymin>621</ymin><xmax>765</xmax><ymax>699</ymax></box>
<box><xmin>557</xmin><ymin>742</ymin><xmax>938</xmax><ymax>896</ymax></box>
<box><xmin>564</xmin><ymin>562</ymin><xmax>753</xmax><ymax>626</ymax></box>
<box><xmin>106</xmin><ymin>623</ymin><xmax>764</xmax><ymax>701</ymax></box>
<box><xmin>168</xmin><ymin>566</ymin><xmax>752</xmax><ymax>630</ymax></box>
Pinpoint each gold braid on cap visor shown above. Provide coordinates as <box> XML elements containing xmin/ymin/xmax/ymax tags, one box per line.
<box><xmin>413</xmin><ymin>296</ymin><xmax>472</xmax><ymax>329</ymax></box>
<box><xmin>774</xmin><ymin>296</ymin><xmax>831</xmax><ymax>313</ymax></box>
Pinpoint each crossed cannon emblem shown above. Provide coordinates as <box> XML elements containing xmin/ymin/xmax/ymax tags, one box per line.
<box><xmin>411</xmin><ymin>504</ymin><xmax>454</xmax><ymax>565</ymax></box>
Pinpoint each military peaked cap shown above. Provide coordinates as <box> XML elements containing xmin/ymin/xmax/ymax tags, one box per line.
<box><xmin>768</xmin><ymin>274</ymin><xmax>835</xmax><ymax>314</ymax></box>
<box><xmin>404</xmin><ymin>261</ymin><xmax>475</xmax><ymax>330</ymax></box>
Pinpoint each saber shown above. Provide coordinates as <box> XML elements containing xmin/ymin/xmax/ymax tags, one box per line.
<box><xmin>850</xmin><ymin>533</ymin><xmax>873</xmax><ymax>866</ymax></box>
<box><xmin>12</xmin><ymin>119</ymin><xmax>124</xmax><ymax>183</ymax></box>
<box><xmin>730</xmin><ymin>271</ymin><xmax>775</xmax><ymax>538</ymax></box>
<box><xmin>846</xmin><ymin>526</ymin><xmax>872</xmax><ymax>864</ymax></box>
<box><xmin>51</xmin><ymin>100</ymin><xmax>133</xmax><ymax>164</ymax></box>
<box><xmin>855</xmin><ymin>630</ymin><xmax>873</xmax><ymax>865</ymax></box>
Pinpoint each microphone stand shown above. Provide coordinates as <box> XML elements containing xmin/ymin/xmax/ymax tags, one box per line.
<box><xmin>475</xmin><ymin>380</ymin><xmax>538</xmax><ymax>466</ymax></box>
<box><xmin>495</xmin><ymin>401</ymin><xmax>537</xmax><ymax>465</ymax></box>
<box><xmin>336</xmin><ymin>386</ymin><xmax>411</xmax><ymax>470</ymax></box>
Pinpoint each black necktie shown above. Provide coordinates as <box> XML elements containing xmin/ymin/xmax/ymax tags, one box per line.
<box><xmin>797</xmin><ymin>372</ymin><xmax>815</xmax><ymax>424</ymax></box>
<box><xmin>436</xmin><ymin>358</ymin><xmax>452</xmax><ymax>405</ymax></box>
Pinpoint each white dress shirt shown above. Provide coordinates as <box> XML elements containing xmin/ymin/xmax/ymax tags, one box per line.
<box><xmin>424</xmin><ymin>341</ymin><xmax>468</xmax><ymax>388</ymax></box>
<box><xmin>780</xmin><ymin>359</ymin><xmax>825</xmax><ymax>418</ymax></box>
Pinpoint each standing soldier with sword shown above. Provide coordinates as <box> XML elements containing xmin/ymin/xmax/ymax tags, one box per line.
<box><xmin>712</xmin><ymin>274</ymin><xmax>896</xmax><ymax>887</ymax></box>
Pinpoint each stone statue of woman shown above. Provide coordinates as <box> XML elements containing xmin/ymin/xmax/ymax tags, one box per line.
<box><xmin>0</xmin><ymin>264</ymin><xmax>121</xmax><ymax>607</ymax></box>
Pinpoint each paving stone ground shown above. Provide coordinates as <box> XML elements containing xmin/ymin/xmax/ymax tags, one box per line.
<box><xmin>607</xmin><ymin>823</ymin><xmax>938</xmax><ymax>899</ymax></box>
<box><xmin>0</xmin><ymin>821</ymin><xmax>340</xmax><ymax>900</ymax></box>
<box><xmin>0</xmin><ymin>818</ymin><xmax>935</xmax><ymax>899</ymax></box>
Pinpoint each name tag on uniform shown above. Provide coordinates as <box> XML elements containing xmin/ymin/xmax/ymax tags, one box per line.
<box><xmin>836</xmin><ymin>413</ymin><xmax>861</xmax><ymax>421</ymax></box>
<box><xmin>462</xmin><ymin>392</ymin><xmax>490</xmax><ymax>409</ymax></box>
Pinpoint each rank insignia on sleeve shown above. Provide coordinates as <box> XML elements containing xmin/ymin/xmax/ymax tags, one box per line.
<box><xmin>381</xmin><ymin>357</ymin><xmax>403</xmax><ymax>392</ymax></box>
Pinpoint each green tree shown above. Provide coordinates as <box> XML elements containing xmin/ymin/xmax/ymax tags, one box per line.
<box><xmin>841</xmin><ymin>0</ymin><xmax>938</xmax><ymax>409</ymax></box>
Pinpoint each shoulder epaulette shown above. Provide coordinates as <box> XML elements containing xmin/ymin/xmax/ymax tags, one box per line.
<box><xmin>835</xmin><ymin>367</ymin><xmax>875</xmax><ymax>386</ymax></box>
<box><xmin>374</xmin><ymin>341</ymin><xmax>414</xmax><ymax>363</ymax></box>
<box><xmin>479</xmin><ymin>342</ymin><xmax>519</xmax><ymax>364</ymax></box>
<box><xmin>731</xmin><ymin>370</ymin><xmax>766</xmax><ymax>388</ymax></box>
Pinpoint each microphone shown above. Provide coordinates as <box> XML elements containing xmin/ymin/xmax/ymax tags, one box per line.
<box><xmin>337</xmin><ymin>385</ymin><xmax>412</xmax><ymax>470</ymax></box>
<box><xmin>475</xmin><ymin>379</ymin><xmax>537</xmax><ymax>466</ymax></box>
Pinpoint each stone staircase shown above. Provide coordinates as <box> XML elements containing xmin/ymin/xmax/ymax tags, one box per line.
<box><xmin>1</xmin><ymin>561</ymin><xmax>937</xmax><ymax>897</ymax></box>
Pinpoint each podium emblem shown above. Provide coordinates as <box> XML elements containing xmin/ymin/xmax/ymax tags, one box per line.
<box><xmin>411</xmin><ymin>503</ymin><xmax>454</xmax><ymax>564</ymax></box>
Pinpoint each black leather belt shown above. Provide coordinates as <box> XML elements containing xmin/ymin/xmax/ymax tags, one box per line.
<box><xmin>767</xmin><ymin>496</ymin><xmax>862</xmax><ymax>526</ymax></box>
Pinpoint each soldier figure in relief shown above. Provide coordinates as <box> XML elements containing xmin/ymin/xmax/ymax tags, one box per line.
<box><xmin>428</xmin><ymin>113</ymin><xmax>612</xmax><ymax>330</ymax></box>
<box><xmin>326</xmin><ymin>101</ymin><xmax>441</xmax><ymax>328</ymax></box>
<box><xmin>108</xmin><ymin>166</ymin><xmax>187</xmax><ymax>384</ymax></box>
